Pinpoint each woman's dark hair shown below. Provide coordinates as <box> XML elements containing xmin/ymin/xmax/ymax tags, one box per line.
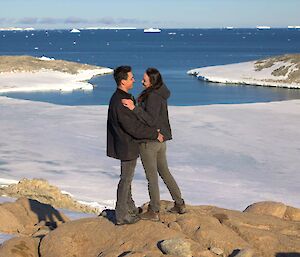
<box><xmin>113</xmin><ymin>66</ymin><xmax>132</xmax><ymax>87</ymax></box>
<box><xmin>138</xmin><ymin>67</ymin><xmax>164</xmax><ymax>103</ymax></box>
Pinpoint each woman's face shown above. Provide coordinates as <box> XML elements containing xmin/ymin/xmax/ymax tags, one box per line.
<box><xmin>142</xmin><ymin>73</ymin><xmax>151</xmax><ymax>88</ymax></box>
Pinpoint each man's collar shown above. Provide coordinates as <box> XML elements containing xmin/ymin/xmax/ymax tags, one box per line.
<box><xmin>117</xmin><ymin>87</ymin><xmax>131</xmax><ymax>96</ymax></box>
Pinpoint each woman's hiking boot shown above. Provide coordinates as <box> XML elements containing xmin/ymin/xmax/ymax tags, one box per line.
<box><xmin>169</xmin><ymin>200</ymin><xmax>186</xmax><ymax>214</ymax></box>
<box><xmin>140</xmin><ymin>208</ymin><xmax>160</xmax><ymax>221</ymax></box>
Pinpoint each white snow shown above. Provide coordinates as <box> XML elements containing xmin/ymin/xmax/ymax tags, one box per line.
<box><xmin>0</xmin><ymin>68</ymin><xmax>113</xmax><ymax>93</ymax></box>
<box><xmin>38</xmin><ymin>56</ymin><xmax>55</xmax><ymax>61</ymax></box>
<box><xmin>0</xmin><ymin>233</ymin><xmax>14</xmax><ymax>245</ymax></box>
<box><xmin>187</xmin><ymin>60</ymin><xmax>300</xmax><ymax>88</ymax></box>
<box><xmin>0</xmin><ymin>96</ymin><xmax>299</xmax><ymax>212</ymax></box>
<box><xmin>0</xmin><ymin>178</ymin><xmax>18</xmax><ymax>187</ymax></box>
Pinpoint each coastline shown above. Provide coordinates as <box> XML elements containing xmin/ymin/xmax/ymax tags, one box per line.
<box><xmin>0</xmin><ymin>56</ymin><xmax>113</xmax><ymax>93</ymax></box>
<box><xmin>188</xmin><ymin>55</ymin><xmax>300</xmax><ymax>89</ymax></box>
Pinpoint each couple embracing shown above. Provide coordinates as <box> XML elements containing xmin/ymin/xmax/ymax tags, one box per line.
<box><xmin>107</xmin><ymin>66</ymin><xmax>185</xmax><ymax>225</ymax></box>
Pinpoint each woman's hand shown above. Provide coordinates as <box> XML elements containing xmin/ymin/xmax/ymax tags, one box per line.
<box><xmin>122</xmin><ymin>99</ymin><xmax>135</xmax><ymax>110</ymax></box>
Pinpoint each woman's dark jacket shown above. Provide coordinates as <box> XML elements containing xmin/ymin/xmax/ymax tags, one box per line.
<box><xmin>132</xmin><ymin>84</ymin><xmax>172</xmax><ymax>141</ymax></box>
<box><xmin>107</xmin><ymin>88</ymin><xmax>158</xmax><ymax>161</ymax></box>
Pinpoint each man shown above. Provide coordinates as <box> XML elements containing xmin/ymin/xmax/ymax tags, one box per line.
<box><xmin>107</xmin><ymin>66</ymin><xmax>163</xmax><ymax>225</ymax></box>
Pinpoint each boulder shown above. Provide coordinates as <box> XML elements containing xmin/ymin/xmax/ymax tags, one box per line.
<box><xmin>159</xmin><ymin>238</ymin><xmax>193</xmax><ymax>257</ymax></box>
<box><xmin>243</xmin><ymin>201</ymin><xmax>287</xmax><ymax>218</ymax></box>
<box><xmin>0</xmin><ymin>197</ymin><xmax>69</xmax><ymax>234</ymax></box>
<box><xmin>244</xmin><ymin>201</ymin><xmax>300</xmax><ymax>222</ymax></box>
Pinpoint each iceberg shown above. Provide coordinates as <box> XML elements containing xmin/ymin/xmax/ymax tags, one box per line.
<box><xmin>256</xmin><ymin>26</ymin><xmax>271</xmax><ymax>30</ymax></box>
<box><xmin>24</xmin><ymin>28</ymin><xmax>35</xmax><ymax>31</ymax></box>
<box><xmin>70</xmin><ymin>28</ymin><xmax>80</xmax><ymax>33</ymax></box>
<box><xmin>144</xmin><ymin>28</ymin><xmax>161</xmax><ymax>33</ymax></box>
<box><xmin>288</xmin><ymin>26</ymin><xmax>300</xmax><ymax>29</ymax></box>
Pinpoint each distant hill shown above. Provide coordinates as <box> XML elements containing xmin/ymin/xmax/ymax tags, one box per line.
<box><xmin>0</xmin><ymin>55</ymin><xmax>106</xmax><ymax>74</ymax></box>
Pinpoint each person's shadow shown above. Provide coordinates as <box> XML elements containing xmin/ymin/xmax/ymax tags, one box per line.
<box><xmin>29</xmin><ymin>198</ymin><xmax>67</xmax><ymax>229</ymax></box>
<box><xmin>276</xmin><ymin>254</ymin><xmax>300</xmax><ymax>257</ymax></box>
<box><xmin>229</xmin><ymin>250</ymin><xmax>300</xmax><ymax>257</ymax></box>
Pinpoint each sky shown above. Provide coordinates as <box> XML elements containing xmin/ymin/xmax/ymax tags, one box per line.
<box><xmin>0</xmin><ymin>0</ymin><xmax>300</xmax><ymax>29</ymax></box>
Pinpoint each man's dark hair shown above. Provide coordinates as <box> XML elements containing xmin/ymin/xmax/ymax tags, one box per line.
<box><xmin>113</xmin><ymin>66</ymin><xmax>132</xmax><ymax>87</ymax></box>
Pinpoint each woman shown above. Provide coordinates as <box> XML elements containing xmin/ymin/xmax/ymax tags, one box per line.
<box><xmin>122</xmin><ymin>67</ymin><xmax>186</xmax><ymax>221</ymax></box>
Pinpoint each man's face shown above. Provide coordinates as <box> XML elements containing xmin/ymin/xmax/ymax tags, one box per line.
<box><xmin>121</xmin><ymin>72</ymin><xmax>135</xmax><ymax>91</ymax></box>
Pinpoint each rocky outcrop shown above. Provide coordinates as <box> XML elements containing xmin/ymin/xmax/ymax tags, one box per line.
<box><xmin>0</xmin><ymin>199</ymin><xmax>299</xmax><ymax>257</ymax></box>
<box><xmin>0</xmin><ymin>197</ymin><xmax>68</xmax><ymax>235</ymax></box>
<box><xmin>255</xmin><ymin>54</ymin><xmax>300</xmax><ymax>83</ymax></box>
<box><xmin>0</xmin><ymin>178</ymin><xmax>99</xmax><ymax>213</ymax></box>
<box><xmin>243</xmin><ymin>201</ymin><xmax>300</xmax><ymax>221</ymax></box>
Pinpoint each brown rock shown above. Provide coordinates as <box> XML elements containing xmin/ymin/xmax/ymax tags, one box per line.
<box><xmin>284</xmin><ymin>206</ymin><xmax>300</xmax><ymax>221</ymax></box>
<box><xmin>40</xmin><ymin>217</ymin><xmax>190</xmax><ymax>257</ymax></box>
<box><xmin>159</xmin><ymin>238</ymin><xmax>192</xmax><ymax>257</ymax></box>
<box><xmin>243</xmin><ymin>201</ymin><xmax>287</xmax><ymax>218</ymax></box>
<box><xmin>168</xmin><ymin>222</ymin><xmax>182</xmax><ymax>232</ymax></box>
<box><xmin>1</xmin><ymin>199</ymin><xmax>300</xmax><ymax>257</ymax></box>
<box><xmin>212</xmin><ymin>207</ymin><xmax>300</xmax><ymax>256</ymax></box>
<box><xmin>0</xmin><ymin>205</ymin><xmax>25</xmax><ymax>233</ymax></box>
<box><xmin>0</xmin><ymin>197</ymin><xmax>69</xmax><ymax>234</ymax></box>
<box><xmin>0</xmin><ymin>236</ymin><xmax>40</xmax><ymax>257</ymax></box>
<box><xmin>175</xmin><ymin>213</ymin><xmax>248</xmax><ymax>256</ymax></box>
<box><xmin>0</xmin><ymin>178</ymin><xmax>99</xmax><ymax>213</ymax></box>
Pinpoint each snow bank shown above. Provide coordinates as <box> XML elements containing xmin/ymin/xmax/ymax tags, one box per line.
<box><xmin>0</xmin><ymin>68</ymin><xmax>113</xmax><ymax>93</ymax></box>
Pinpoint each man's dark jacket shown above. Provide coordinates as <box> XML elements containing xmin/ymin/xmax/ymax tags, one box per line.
<box><xmin>132</xmin><ymin>83</ymin><xmax>172</xmax><ymax>141</ymax></box>
<box><xmin>107</xmin><ymin>88</ymin><xmax>158</xmax><ymax>161</ymax></box>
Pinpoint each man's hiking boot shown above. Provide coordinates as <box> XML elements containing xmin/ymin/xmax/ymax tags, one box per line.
<box><xmin>128</xmin><ymin>207</ymin><xmax>143</xmax><ymax>216</ymax></box>
<box><xmin>169</xmin><ymin>200</ymin><xmax>186</xmax><ymax>214</ymax></box>
<box><xmin>140</xmin><ymin>209</ymin><xmax>160</xmax><ymax>221</ymax></box>
<box><xmin>116</xmin><ymin>215</ymin><xmax>140</xmax><ymax>225</ymax></box>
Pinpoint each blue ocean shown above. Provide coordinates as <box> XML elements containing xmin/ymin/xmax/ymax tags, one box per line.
<box><xmin>1</xmin><ymin>28</ymin><xmax>300</xmax><ymax>105</ymax></box>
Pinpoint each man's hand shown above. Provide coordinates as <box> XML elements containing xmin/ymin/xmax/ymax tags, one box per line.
<box><xmin>157</xmin><ymin>132</ymin><xmax>164</xmax><ymax>142</ymax></box>
<box><xmin>122</xmin><ymin>99</ymin><xmax>135</xmax><ymax>110</ymax></box>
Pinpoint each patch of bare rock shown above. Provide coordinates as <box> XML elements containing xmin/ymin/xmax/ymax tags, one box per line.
<box><xmin>1</xmin><ymin>197</ymin><xmax>300</xmax><ymax>257</ymax></box>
